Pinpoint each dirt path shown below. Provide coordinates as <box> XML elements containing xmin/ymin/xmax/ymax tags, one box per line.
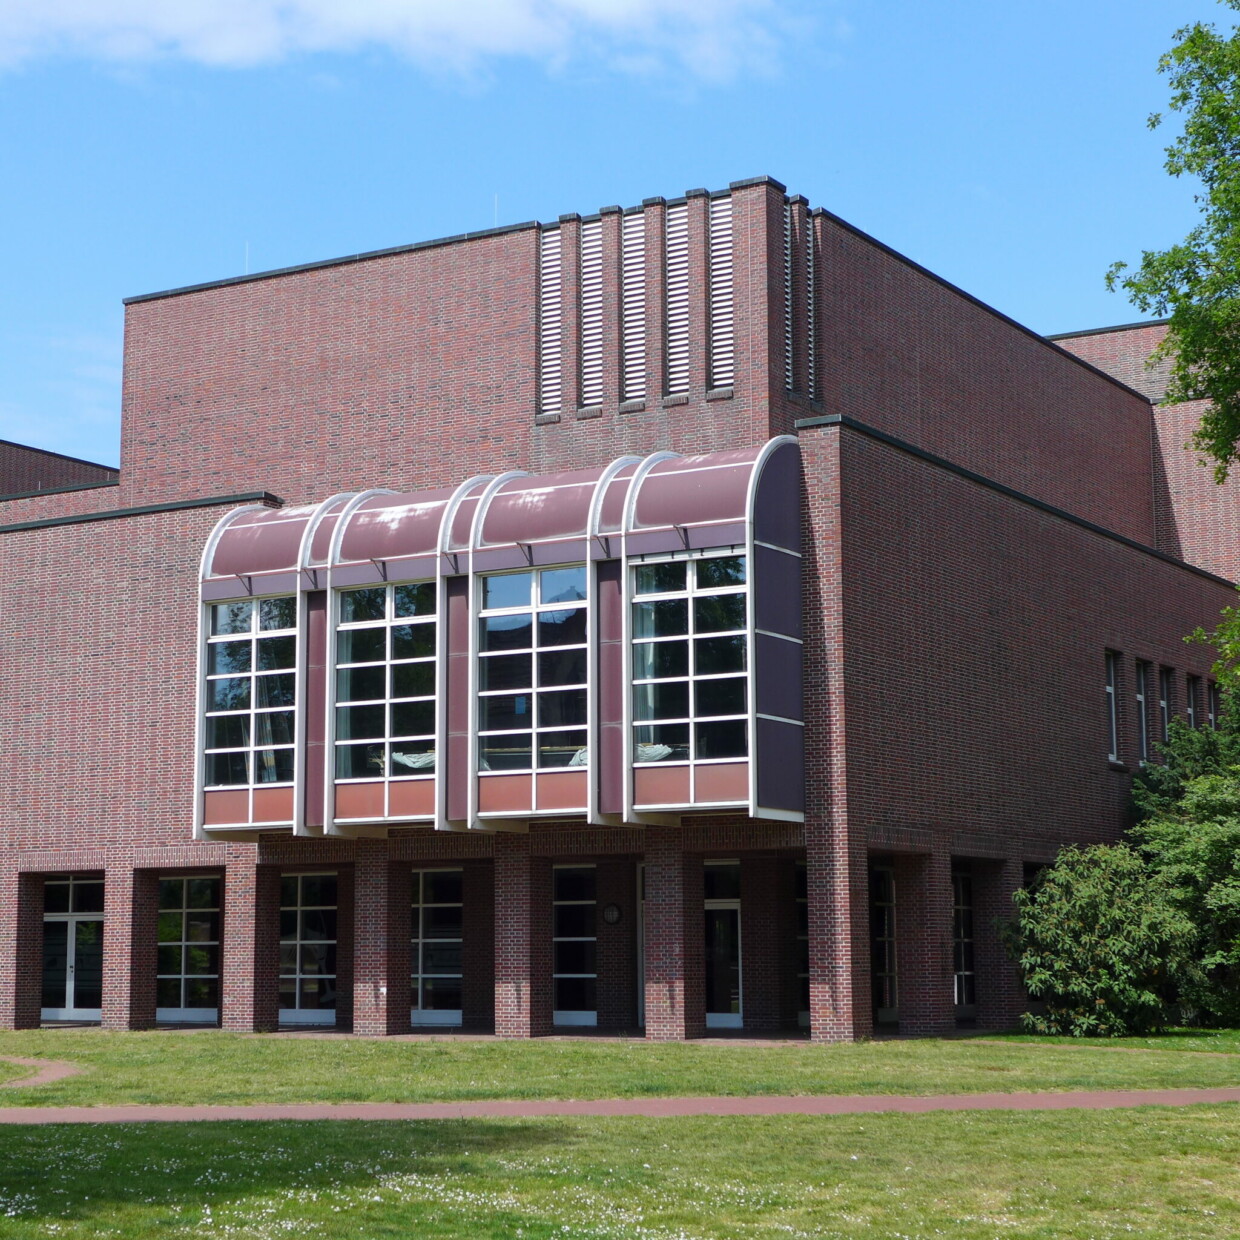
<box><xmin>0</xmin><ymin>1056</ymin><xmax>83</xmax><ymax>1090</ymax></box>
<box><xmin>2</xmin><ymin>1085</ymin><xmax>1240</xmax><ymax>1124</ymax></box>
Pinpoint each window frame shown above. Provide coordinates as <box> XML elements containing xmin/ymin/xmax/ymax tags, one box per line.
<box><xmin>278</xmin><ymin>872</ymin><xmax>338</xmax><ymax>1026</ymax></box>
<box><xmin>411</xmin><ymin>867</ymin><xmax>464</xmax><ymax>1026</ymax></box>
<box><xmin>1135</xmin><ymin>659</ymin><xmax>1150</xmax><ymax>762</ymax></box>
<box><xmin>1105</xmin><ymin>651</ymin><xmax>1121</xmax><ymax>763</ymax></box>
<box><xmin>1186</xmin><ymin>674</ymin><xmax>1201</xmax><ymax>729</ymax></box>
<box><xmin>1159</xmin><ymin>666</ymin><xmax>1174</xmax><ymax>743</ymax></box>
<box><xmin>552</xmin><ymin>864</ymin><xmax>598</xmax><ymax>1027</ymax></box>
<box><xmin>155</xmin><ymin>876</ymin><xmax>221</xmax><ymax>1024</ymax></box>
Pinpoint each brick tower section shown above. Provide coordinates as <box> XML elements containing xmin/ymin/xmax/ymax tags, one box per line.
<box><xmin>643</xmin><ymin>826</ymin><xmax>706</xmax><ymax>1040</ymax></box>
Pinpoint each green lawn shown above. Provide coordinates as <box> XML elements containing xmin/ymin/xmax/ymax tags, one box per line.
<box><xmin>2</xmin><ymin>1027</ymin><xmax>1240</xmax><ymax>1107</ymax></box>
<box><xmin>2</xmin><ymin>1108</ymin><xmax>1239</xmax><ymax>1239</ymax></box>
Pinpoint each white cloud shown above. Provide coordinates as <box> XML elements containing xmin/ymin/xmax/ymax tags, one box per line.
<box><xmin>0</xmin><ymin>0</ymin><xmax>785</xmax><ymax>79</ymax></box>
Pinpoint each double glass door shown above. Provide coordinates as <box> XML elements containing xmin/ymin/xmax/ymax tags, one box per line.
<box><xmin>42</xmin><ymin>917</ymin><xmax>104</xmax><ymax>1021</ymax></box>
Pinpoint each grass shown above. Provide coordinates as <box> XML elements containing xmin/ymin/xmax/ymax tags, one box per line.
<box><xmin>2</xmin><ymin>1107</ymin><xmax>1240</xmax><ymax>1238</ymax></box>
<box><xmin>2</xmin><ymin>1027</ymin><xmax>1240</xmax><ymax>1107</ymax></box>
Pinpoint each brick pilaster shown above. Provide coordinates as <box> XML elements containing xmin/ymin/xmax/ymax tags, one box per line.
<box><xmin>595</xmin><ymin>857</ymin><xmax>637</xmax><ymax>1031</ymax></box>
<box><xmin>974</xmin><ymin>857</ymin><xmax>1025</xmax><ymax>1032</ymax></box>
<box><xmin>739</xmin><ymin>853</ymin><xmax>782</xmax><ymax>1031</ymax></box>
<box><xmin>102</xmin><ymin>866</ymin><xmax>158</xmax><ymax>1030</ymax></box>
<box><xmin>894</xmin><ymin>850</ymin><xmax>955</xmax><ymax>1035</ymax></box>
<box><xmin>221</xmin><ymin>851</ymin><xmax>280</xmax><ymax>1031</ymax></box>
<box><xmin>493</xmin><ymin>833</ymin><xmax>553</xmax><ymax>1037</ymax></box>
<box><xmin>351</xmin><ymin>842</ymin><xmax>411</xmax><ymax>1036</ymax></box>
<box><xmin>0</xmin><ymin>866</ymin><xmax>43</xmax><ymax>1029</ymax></box>
<box><xmin>643</xmin><ymin>827</ymin><xmax>705</xmax><ymax>1040</ymax></box>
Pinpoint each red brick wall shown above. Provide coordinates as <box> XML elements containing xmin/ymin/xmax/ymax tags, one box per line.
<box><xmin>1057</xmin><ymin>322</ymin><xmax>1240</xmax><ymax>582</ymax></box>
<box><xmin>816</xmin><ymin>216</ymin><xmax>1158</xmax><ymax>546</ymax></box>
<box><xmin>0</xmin><ymin>441</ymin><xmax>117</xmax><ymax>496</ymax></box>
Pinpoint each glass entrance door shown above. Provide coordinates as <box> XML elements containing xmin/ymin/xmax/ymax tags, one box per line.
<box><xmin>705</xmin><ymin>906</ymin><xmax>742</xmax><ymax>1028</ymax></box>
<box><xmin>41</xmin><ymin>917</ymin><xmax>104</xmax><ymax>1021</ymax></box>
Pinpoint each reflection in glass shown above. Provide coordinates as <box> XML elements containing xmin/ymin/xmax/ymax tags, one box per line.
<box><xmin>211</xmin><ymin>601</ymin><xmax>252</xmax><ymax>635</ymax></box>
<box><xmin>254</xmin><ymin>674</ymin><xmax>295</xmax><ymax>708</ymax></box>
<box><xmin>633</xmin><ymin>640</ymin><xmax>688</xmax><ymax>680</ymax></box>
<box><xmin>208</xmin><ymin>678</ymin><xmax>250</xmax><ymax>712</ymax></box>
<box><xmin>481</xmin><ymin>613</ymin><xmax>533</xmax><ymax>652</ymax></box>
<box><xmin>633</xmin><ymin>598</ymin><xmax>687</xmax><ymax>639</ymax></box>
<box><xmin>337</xmin><ymin>627</ymin><xmax>385</xmax><ymax>664</ymax></box>
<box><xmin>483</xmin><ymin>572</ymin><xmax>532</xmax><ymax>611</ymax></box>
<box><xmin>479</xmin><ymin>653</ymin><xmax>532</xmax><ymax>691</ymax></box>
<box><xmin>256</xmin><ymin>635</ymin><xmax>296</xmax><ymax>670</ymax></box>
<box><xmin>206</xmin><ymin>715</ymin><xmax>249</xmax><ymax>749</ymax></box>
<box><xmin>695</xmin><ymin>634</ymin><xmax>746</xmax><ymax>675</ymax></box>
<box><xmin>694</xmin><ymin>594</ymin><xmax>746</xmax><ymax>633</ymax></box>
<box><xmin>696</xmin><ymin>556</ymin><xmax>746</xmax><ymax>588</ymax></box>
<box><xmin>541</xmin><ymin>566</ymin><xmax>586</xmax><ymax>603</ymax></box>
<box><xmin>340</xmin><ymin>587</ymin><xmax>386</xmax><ymax>623</ymax></box>
<box><xmin>634</xmin><ymin>681</ymin><xmax>689</xmax><ymax>722</ymax></box>
<box><xmin>635</xmin><ymin>561</ymin><xmax>686</xmax><ymax>595</ymax></box>
<box><xmin>393</xmin><ymin>624</ymin><xmax>435</xmax><ymax>659</ymax></box>
<box><xmin>395</xmin><ymin>582</ymin><xmax>436</xmax><ymax>617</ymax></box>
<box><xmin>538</xmin><ymin>606</ymin><xmax>587</xmax><ymax>647</ymax></box>
<box><xmin>338</xmin><ymin>665</ymin><xmax>385</xmax><ymax>702</ymax></box>
<box><xmin>480</xmin><ymin>693</ymin><xmax>531</xmax><ymax>732</ymax></box>
<box><xmin>259</xmin><ymin>596</ymin><xmax>297</xmax><ymax>630</ymax></box>
<box><xmin>207</xmin><ymin>641</ymin><xmax>251</xmax><ymax>675</ymax></box>
<box><xmin>391</xmin><ymin>662</ymin><xmax>435</xmax><ymax>698</ymax></box>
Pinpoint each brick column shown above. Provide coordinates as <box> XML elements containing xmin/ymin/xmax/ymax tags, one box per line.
<box><xmin>335</xmin><ymin>865</ymin><xmax>355</xmax><ymax>1030</ymax></box>
<box><xmin>0</xmin><ymin>866</ymin><xmax>43</xmax><ymax>1029</ymax></box>
<box><xmin>643</xmin><ymin>827</ymin><xmax>705</xmax><ymax>1040</ymax></box>
<box><xmin>806</xmin><ymin>819</ymin><xmax>857</xmax><ymax>1042</ymax></box>
<box><xmin>893</xmin><ymin>850</ymin><xmax>955</xmax><ymax>1036</ymax></box>
<box><xmin>102</xmin><ymin>866</ymin><xmax>158</xmax><ymax>1030</ymax></box>
<box><xmin>642</xmin><ymin>196</ymin><xmax>666</xmax><ymax>402</ymax></box>
<box><xmin>595</xmin><ymin>857</ymin><xmax>637</xmax><ymax>1031</ymax></box>
<box><xmin>739</xmin><ymin>853</ymin><xmax>782</xmax><ymax>1032</ymax></box>
<box><xmin>974</xmin><ymin>858</ymin><xmax>1026</xmax><ymax>1032</ymax></box>
<box><xmin>685</xmin><ymin>188</ymin><xmax>711</xmax><ymax>399</ymax></box>
<box><xmin>493</xmin><ymin>834</ymin><xmax>552</xmax><ymax>1038</ymax></box>
<box><xmin>557</xmin><ymin>213</ymin><xmax>583</xmax><ymax>417</ymax></box>
<box><xmin>220</xmin><ymin>852</ymin><xmax>280</xmax><ymax>1032</ymax></box>
<box><xmin>462</xmin><ymin>859</ymin><xmax>495</xmax><ymax>1030</ymax></box>
<box><xmin>351</xmin><ymin>841</ymin><xmax>411</xmax><ymax>1036</ymax></box>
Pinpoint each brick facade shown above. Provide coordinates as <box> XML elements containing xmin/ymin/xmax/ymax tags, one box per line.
<box><xmin>2</xmin><ymin>176</ymin><xmax>1235</xmax><ymax>1043</ymax></box>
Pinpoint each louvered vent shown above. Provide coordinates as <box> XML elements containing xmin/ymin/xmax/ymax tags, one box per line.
<box><xmin>539</xmin><ymin>228</ymin><xmax>563</xmax><ymax>415</ymax></box>
<box><xmin>805</xmin><ymin>213</ymin><xmax>817</xmax><ymax>401</ymax></box>
<box><xmin>579</xmin><ymin>218</ymin><xmax>603</xmax><ymax>408</ymax></box>
<box><xmin>783</xmin><ymin>203</ymin><xmax>794</xmax><ymax>393</ymax></box>
<box><xmin>621</xmin><ymin>211</ymin><xmax>646</xmax><ymax>401</ymax></box>
<box><xmin>708</xmin><ymin>196</ymin><xmax>734</xmax><ymax>389</ymax></box>
<box><xmin>665</xmin><ymin>201</ymin><xmax>690</xmax><ymax>395</ymax></box>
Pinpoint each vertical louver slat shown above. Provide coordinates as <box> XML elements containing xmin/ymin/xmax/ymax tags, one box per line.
<box><xmin>708</xmin><ymin>196</ymin><xmax>734</xmax><ymax>389</ymax></box>
<box><xmin>539</xmin><ymin>228</ymin><xmax>563</xmax><ymax>415</ymax></box>
<box><xmin>783</xmin><ymin>203</ymin><xmax>794</xmax><ymax>393</ymax></box>
<box><xmin>579</xmin><ymin>218</ymin><xmax>603</xmax><ymax>408</ymax></box>
<box><xmin>805</xmin><ymin>213</ymin><xmax>817</xmax><ymax>402</ymax></box>
<box><xmin>621</xmin><ymin>211</ymin><xmax>646</xmax><ymax>401</ymax></box>
<box><xmin>665</xmin><ymin>202</ymin><xmax>689</xmax><ymax>395</ymax></box>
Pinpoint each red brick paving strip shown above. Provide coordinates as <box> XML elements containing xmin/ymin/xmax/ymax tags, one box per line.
<box><xmin>3</xmin><ymin>1087</ymin><xmax>1240</xmax><ymax>1124</ymax></box>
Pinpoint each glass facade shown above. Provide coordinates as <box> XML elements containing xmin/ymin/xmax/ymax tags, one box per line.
<box><xmin>157</xmin><ymin>877</ymin><xmax>221</xmax><ymax>1019</ymax></box>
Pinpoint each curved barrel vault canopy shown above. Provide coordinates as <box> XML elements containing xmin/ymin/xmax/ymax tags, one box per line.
<box><xmin>202</xmin><ymin>502</ymin><xmax>324</xmax><ymax>585</ymax></box>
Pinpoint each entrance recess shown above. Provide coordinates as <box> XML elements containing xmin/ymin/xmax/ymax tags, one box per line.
<box><xmin>42</xmin><ymin>876</ymin><xmax>105</xmax><ymax>1022</ymax></box>
<box><xmin>704</xmin><ymin>861</ymin><xmax>742</xmax><ymax>1029</ymax></box>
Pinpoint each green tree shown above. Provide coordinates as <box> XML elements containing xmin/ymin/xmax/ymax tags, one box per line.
<box><xmin>1005</xmin><ymin>845</ymin><xmax>1195</xmax><ymax>1036</ymax></box>
<box><xmin>1107</xmin><ymin>1</ymin><xmax>1240</xmax><ymax>480</ymax></box>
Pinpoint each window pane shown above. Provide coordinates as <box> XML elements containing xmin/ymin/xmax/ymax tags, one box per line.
<box><xmin>538</xmin><ymin>730</ymin><xmax>587</xmax><ymax>768</ymax></box>
<box><xmin>421</xmin><ymin>978</ymin><xmax>462</xmax><ymax>1010</ymax></box>
<box><xmin>43</xmin><ymin>883</ymin><xmax>70</xmax><ymax>914</ymax></box>
<box><xmin>538</xmin><ymin>606</ymin><xmax>587</xmax><ymax>647</ymax></box>
<box><xmin>207</xmin><ymin>641</ymin><xmax>251</xmax><ymax>675</ymax></box>
<box><xmin>337</xmin><ymin>665</ymin><xmax>385</xmax><ymax>702</ymax></box>
<box><xmin>422</xmin><ymin>942</ymin><xmax>462</xmax><ymax>974</ymax></box>
<box><xmin>211</xmin><ymin>601</ymin><xmax>252</xmax><ymax>636</ymax></box>
<box><xmin>157</xmin><ymin>977</ymin><xmax>182</xmax><ymax>1007</ymax></box>
<box><xmin>694</xmin><ymin>594</ymin><xmax>746</xmax><ymax>633</ymax></box>
<box><xmin>696</xmin><ymin>719</ymin><xmax>747</xmax><ymax>759</ymax></box>
<box><xmin>207</xmin><ymin>751</ymin><xmax>249</xmax><ymax>785</ymax></box>
<box><xmin>541</xmin><ymin>566</ymin><xmax>587</xmax><ymax>603</ymax></box>
<box><xmin>480</xmin><ymin>693</ymin><xmax>532</xmax><ymax>732</ymax></box>
<box><xmin>71</xmin><ymin>881</ymin><xmax>105</xmax><ymax>913</ymax></box>
<box><xmin>479</xmin><ymin>652</ymin><xmax>532</xmax><ymax>691</ymax></box>
<box><xmin>336</xmin><ymin>743</ymin><xmax>383</xmax><ymax>778</ymax></box>
<box><xmin>279</xmin><ymin>877</ymin><xmax>299</xmax><ymax>908</ymax></box>
<box><xmin>279</xmin><ymin>979</ymin><xmax>298</xmax><ymax>1008</ymax></box>
<box><xmin>634</xmin><ymin>723</ymin><xmax>690</xmax><ymax>762</ymax></box>
<box><xmin>299</xmin><ymin>942</ymin><xmax>337</xmax><ymax>975</ymax></box>
<box><xmin>208</xmin><ymin>677</ymin><xmax>250</xmax><ymax>712</ymax></box>
<box><xmin>696</xmin><ymin>556</ymin><xmax>746</xmax><ymax>588</ymax></box>
<box><xmin>391</xmin><ymin>700</ymin><xmax>435</xmax><ymax>737</ymax></box>
<box><xmin>254</xmin><ymin>710</ymin><xmax>295</xmax><ymax>747</ymax></box>
<box><xmin>634</xmin><ymin>599</ymin><xmax>687</xmax><ymax>639</ymax></box>
<box><xmin>539</xmin><ymin>688</ymin><xmax>587</xmax><ymax>727</ymax></box>
<box><xmin>554</xmin><ymin>940</ymin><xmax>597</xmax><ymax>975</ymax></box>
<box><xmin>206</xmin><ymin>715</ymin><xmax>249</xmax><ymax>749</ymax></box>
<box><xmin>256</xmin><ymin>635</ymin><xmax>296</xmax><ymax>671</ymax></box>
<box><xmin>481</xmin><ymin>613</ymin><xmax>533</xmax><ymax>652</ymax></box>
<box><xmin>634</xmin><ymin>681</ymin><xmax>689</xmax><ymax>721</ymax></box>
<box><xmin>301</xmin><ymin>910</ymin><xmax>337</xmax><ymax>943</ymax></box>
<box><xmin>185</xmin><ymin>945</ymin><xmax>220</xmax><ymax>976</ymax></box>
<box><xmin>480</xmin><ymin>734</ymin><xmax>532</xmax><ymax>770</ymax></box>
<box><xmin>538</xmin><ymin>647</ymin><xmax>586</xmax><ymax>687</ymax></box>
<box><xmin>158</xmin><ymin>879</ymin><xmax>184</xmax><ymax>911</ymax></box>
<box><xmin>337</xmin><ymin>704</ymin><xmax>385</xmax><ymax>740</ymax></box>
<box><xmin>185</xmin><ymin>913</ymin><xmax>220</xmax><ymax>943</ymax></box>
<box><xmin>704</xmin><ymin>863</ymin><xmax>741</xmax><ymax>900</ymax></box>
<box><xmin>340</xmin><ymin>588</ymin><xmax>386</xmax><ymax>623</ymax></box>
<box><xmin>553</xmin><ymin>867</ymin><xmax>596</xmax><ymax>901</ymax></box>
<box><xmin>395</xmin><ymin>582</ymin><xmax>436</xmax><ymax>617</ymax></box>
<box><xmin>279</xmin><ymin>943</ymin><xmax>298</xmax><ymax>970</ymax></box>
<box><xmin>633</xmin><ymin>640</ymin><xmax>688</xmax><ymax>680</ymax></box>
<box><xmin>554</xmin><ymin>976</ymin><xmax>596</xmax><ymax>1011</ymax></box>
<box><xmin>302</xmin><ymin>875</ymin><xmax>337</xmax><ymax>906</ymax></box>
<box><xmin>259</xmin><ymin>597</ymin><xmax>297</xmax><ymax>630</ymax></box>
<box><xmin>392</xmin><ymin>623</ymin><xmax>435</xmax><ymax>660</ymax></box>
<box><xmin>392</xmin><ymin>662</ymin><xmax>435</xmax><ymax>698</ymax></box>
<box><xmin>254</xmin><ymin>674</ymin><xmax>295</xmax><ymax>708</ymax></box>
<box><xmin>390</xmin><ymin>740</ymin><xmax>435</xmax><ymax>773</ymax></box>
<box><xmin>255</xmin><ymin>748</ymin><xmax>295</xmax><ymax>784</ymax></box>
<box><xmin>554</xmin><ymin>904</ymin><xmax>595</xmax><ymax>937</ymax></box>
<box><xmin>422</xmin><ymin>905</ymin><xmax>464</xmax><ymax>939</ymax></box>
<box><xmin>695</xmin><ymin>677</ymin><xmax>746</xmax><ymax>718</ymax></box>
<box><xmin>157</xmin><ymin>945</ymin><xmax>183</xmax><ymax>974</ymax></box>
<box><xmin>337</xmin><ymin>627</ymin><xmax>385</xmax><ymax>664</ymax></box>
<box><xmin>187</xmin><ymin>878</ymin><xmax>219</xmax><ymax>910</ymax></box>
<box><xmin>483</xmin><ymin>572</ymin><xmax>532</xmax><ymax>611</ymax></box>
<box><xmin>695</xmin><ymin>634</ymin><xmax>746</xmax><ymax>675</ymax></box>
<box><xmin>635</xmin><ymin>561</ymin><xmax>686</xmax><ymax>595</ymax></box>
<box><xmin>185</xmin><ymin>978</ymin><xmax>219</xmax><ymax>1009</ymax></box>
<box><xmin>298</xmin><ymin>978</ymin><xmax>335</xmax><ymax>1010</ymax></box>
<box><xmin>423</xmin><ymin>870</ymin><xmax>463</xmax><ymax>905</ymax></box>
<box><xmin>158</xmin><ymin>912</ymin><xmax>183</xmax><ymax>943</ymax></box>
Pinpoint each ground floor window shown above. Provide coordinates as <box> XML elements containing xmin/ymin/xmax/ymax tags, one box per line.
<box><xmin>952</xmin><ymin>864</ymin><xmax>977</xmax><ymax>1020</ymax></box>
<box><xmin>42</xmin><ymin>875</ymin><xmax>104</xmax><ymax>1022</ymax></box>
<box><xmin>412</xmin><ymin>868</ymin><xmax>463</xmax><ymax>1025</ymax></box>
<box><xmin>157</xmin><ymin>876</ymin><xmax>220</xmax><ymax>1024</ymax></box>
<box><xmin>553</xmin><ymin>865</ymin><xmax>597</xmax><ymax>1025</ymax></box>
<box><xmin>279</xmin><ymin>873</ymin><xmax>337</xmax><ymax>1025</ymax></box>
<box><xmin>870</xmin><ymin>863</ymin><xmax>897</xmax><ymax>1025</ymax></box>
<box><xmin>795</xmin><ymin>860</ymin><xmax>809</xmax><ymax>1027</ymax></box>
<box><xmin>704</xmin><ymin>860</ymin><xmax>742</xmax><ymax>1029</ymax></box>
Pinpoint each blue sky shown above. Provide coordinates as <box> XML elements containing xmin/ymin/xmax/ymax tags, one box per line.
<box><xmin>0</xmin><ymin>0</ymin><xmax>1228</xmax><ymax>468</ymax></box>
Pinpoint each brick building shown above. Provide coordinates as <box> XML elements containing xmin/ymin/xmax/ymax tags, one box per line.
<box><xmin>1</xmin><ymin>176</ymin><xmax>1232</xmax><ymax>1041</ymax></box>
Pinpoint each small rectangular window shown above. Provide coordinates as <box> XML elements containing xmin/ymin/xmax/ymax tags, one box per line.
<box><xmin>1135</xmin><ymin>660</ymin><xmax>1150</xmax><ymax>762</ymax></box>
<box><xmin>412</xmin><ymin>868</ymin><xmax>463</xmax><ymax>1024</ymax></box>
<box><xmin>553</xmin><ymin>865</ymin><xmax>597</xmax><ymax>1025</ymax></box>
<box><xmin>1105</xmin><ymin>651</ymin><xmax>1120</xmax><ymax>762</ymax></box>
<box><xmin>1209</xmin><ymin>681</ymin><xmax>1221</xmax><ymax>730</ymax></box>
<box><xmin>1186</xmin><ymin>675</ymin><xmax>1201</xmax><ymax>729</ymax></box>
<box><xmin>1159</xmin><ymin>667</ymin><xmax>1173</xmax><ymax>743</ymax></box>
